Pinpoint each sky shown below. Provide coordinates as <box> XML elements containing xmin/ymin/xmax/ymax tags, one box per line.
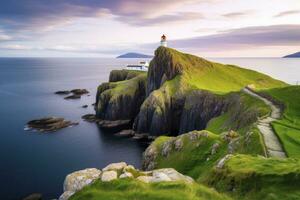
<box><xmin>0</xmin><ymin>0</ymin><xmax>300</xmax><ymax>57</ymax></box>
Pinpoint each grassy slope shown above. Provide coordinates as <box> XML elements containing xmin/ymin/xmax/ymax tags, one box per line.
<box><xmin>161</xmin><ymin>48</ymin><xmax>287</xmax><ymax>94</ymax></box>
<box><xmin>206</xmin><ymin>92</ymin><xmax>271</xmax><ymax>156</ymax></box>
<box><xmin>151</xmin><ymin>131</ymin><xmax>227</xmax><ymax>182</ymax></box>
<box><xmin>264</xmin><ymin>86</ymin><xmax>300</xmax><ymax>158</ymax></box>
<box><xmin>207</xmin><ymin>154</ymin><xmax>300</xmax><ymax>200</ymax></box>
<box><xmin>70</xmin><ymin>178</ymin><xmax>232</xmax><ymax>200</ymax></box>
<box><xmin>99</xmin><ymin>72</ymin><xmax>147</xmax><ymax>100</ymax></box>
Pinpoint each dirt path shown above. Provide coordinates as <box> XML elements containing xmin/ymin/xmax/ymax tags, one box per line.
<box><xmin>242</xmin><ymin>88</ymin><xmax>286</xmax><ymax>158</ymax></box>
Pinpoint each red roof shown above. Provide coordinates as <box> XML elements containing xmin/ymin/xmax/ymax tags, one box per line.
<box><xmin>161</xmin><ymin>34</ymin><xmax>166</xmax><ymax>40</ymax></box>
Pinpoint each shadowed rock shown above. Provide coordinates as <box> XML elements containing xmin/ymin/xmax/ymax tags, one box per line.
<box><xmin>26</xmin><ymin>117</ymin><xmax>78</xmax><ymax>132</ymax></box>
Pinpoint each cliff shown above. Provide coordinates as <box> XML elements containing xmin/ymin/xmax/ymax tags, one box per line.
<box><xmin>95</xmin><ymin>70</ymin><xmax>146</xmax><ymax>121</ymax></box>
<box><xmin>96</xmin><ymin>47</ymin><xmax>286</xmax><ymax>136</ymax></box>
<box><xmin>132</xmin><ymin>47</ymin><xmax>286</xmax><ymax>136</ymax></box>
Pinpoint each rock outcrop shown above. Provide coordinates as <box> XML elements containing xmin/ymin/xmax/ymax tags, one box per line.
<box><xmin>55</xmin><ymin>89</ymin><xmax>89</xmax><ymax>100</ymax></box>
<box><xmin>60</xmin><ymin>168</ymin><xmax>101</xmax><ymax>200</ymax></box>
<box><xmin>59</xmin><ymin>162</ymin><xmax>194</xmax><ymax>200</ymax></box>
<box><xmin>25</xmin><ymin>117</ymin><xmax>78</xmax><ymax>133</ymax></box>
<box><xmin>95</xmin><ymin>71</ymin><xmax>147</xmax><ymax>122</ymax></box>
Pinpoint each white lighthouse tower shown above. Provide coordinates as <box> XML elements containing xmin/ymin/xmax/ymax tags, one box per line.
<box><xmin>160</xmin><ymin>34</ymin><xmax>167</xmax><ymax>47</ymax></box>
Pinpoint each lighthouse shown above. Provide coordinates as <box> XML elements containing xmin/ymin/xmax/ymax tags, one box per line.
<box><xmin>160</xmin><ymin>34</ymin><xmax>167</xmax><ymax>47</ymax></box>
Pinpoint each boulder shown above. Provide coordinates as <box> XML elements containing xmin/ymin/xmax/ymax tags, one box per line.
<box><xmin>63</xmin><ymin>168</ymin><xmax>101</xmax><ymax>192</ymax></box>
<box><xmin>137</xmin><ymin>176</ymin><xmax>153</xmax><ymax>183</ymax></box>
<box><xmin>151</xmin><ymin>171</ymin><xmax>172</xmax><ymax>182</ymax></box>
<box><xmin>216</xmin><ymin>154</ymin><xmax>233</xmax><ymax>169</ymax></box>
<box><xmin>101</xmin><ymin>171</ymin><xmax>118</xmax><ymax>182</ymax></box>
<box><xmin>152</xmin><ymin>168</ymin><xmax>194</xmax><ymax>183</ymax></box>
<box><xmin>58</xmin><ymin>191</ymin><xmax>75</xmax><ymax>200</ymax></box>
<box><xmin>161</xmin><ymin>140</ymin><xmax>173</xmax><ymax>157</ymax></box>
<box><xmin>119</xmin><ymin>172</ymin><xmax>133</xmax><ymax>179</ymax></box>
<box><xmin>211</xmin><ymin>143</ymin><xmax>220</xmax><ymax>155</ymax></box>
<box><xmin>142</xmin><ymin>145</ymin><xmax>158</xmax><ymax>171</ymax></box>
<box><xmin>102</xmin><ymin>162</ymin><xmax>127</xmax><ymax>171</ymax></box>
<box><xmin>82</xmin><ymin>105</ymin><xmax>88</xmax><ymax>108</ymax></box>
<box><xmin>174</xmin><ymin>137</ymin><xmax>183</xmax><ymax>151</ymax></box>
<box><xmin>123</xmin><ymin>165</ymin><xmax>135</xmax><ymax>172</ymax></box>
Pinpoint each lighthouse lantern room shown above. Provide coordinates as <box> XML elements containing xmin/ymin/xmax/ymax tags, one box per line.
<box><xmin>160</xmin><ymin>34</ymin><xmax>167</xmax><ymax>47</ymax></box>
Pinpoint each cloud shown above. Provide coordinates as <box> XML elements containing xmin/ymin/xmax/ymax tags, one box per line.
<box><xmin>0</xmin><ymin>34</ymin><xmax>12</xmax><ymax>41</ymax></box>
<box><xmin>0</xmin><ymin>44</ymin><xmax>31</xmax><ymax>50</ymax></box>
<box><xmin>274</xmin><ymin>10</ymin><xmax>300</xmax><ymax>18</ymax></box>
<box><xmin>144</xmin><ymin>24</ymin><xmax>300</xmax><ymax>51</ymax></box>
<box><xmin>222</xmin><ymin>11</ymin><xmax>250</xmax><ymax>18</ymax></box>
<box><xmin>116</xmin><ymin>12</ymin><xmax>204</xmax><ymax>26</ymax></box>
<box><xmin>0</xmin><ymin>0</ymin><xmax>206</xmax><ymax>30</ymax></box>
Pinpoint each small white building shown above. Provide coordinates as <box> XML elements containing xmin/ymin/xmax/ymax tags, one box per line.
<box><xmin>160</xmin><ymin>34</ymin><xmax>167</xmax><ymax>47</ymax></box>
<box><xmin>125</xmin><ymin>61</ymin><xmax>149</xmax><ymax>71</ymax></box>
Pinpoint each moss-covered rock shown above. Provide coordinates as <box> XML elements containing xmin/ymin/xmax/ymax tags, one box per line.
<box><xmin>95</xmin><ymin>70</ymin><xmax>147</xmax><ymax>121</ymax></box>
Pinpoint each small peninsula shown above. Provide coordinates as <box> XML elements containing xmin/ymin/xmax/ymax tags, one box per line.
<box><xmin>283</xmin><ymin>51</ymin><xmax>300</xmax><ymax>58</ymax></box>
<box><xmin>57</xmin><ymin>46</ymin><xmax>300</xmax><ymax>200</ymax></box>
<box><xmin>117</xmin><ymin>52</ymin><xmax>153</xmax><ymax>58</ymax></box>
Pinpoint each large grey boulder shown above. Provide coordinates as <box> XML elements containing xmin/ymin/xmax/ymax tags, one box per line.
<box><xmin>63</xmin><ymin>168</ymin><xmax>101</xmax><ymax>192</ymax></box>
<box><xmin>101</xmin><ymin>170</ymin><xmax>118</xmax><ymax>182</ymax></box>
<box><xmin>102</xmin><ymin>162</ymin><xmax>127</xmax><ymax>171</ymax></box>
<box><xmin>119</xmin><ymin>172</ymin><xmax>133</xmax><ymax>179</ymax></box>
<box><xmin>152</xmin><ymin>168</ymin><xmax>194</xmax><ymax>183</ymax></box>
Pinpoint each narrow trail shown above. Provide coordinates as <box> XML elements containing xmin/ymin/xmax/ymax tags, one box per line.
<box><xmin>242</xmin><ymin>88</ymin><xmax>286</xmax><ymax>158</ymax></box>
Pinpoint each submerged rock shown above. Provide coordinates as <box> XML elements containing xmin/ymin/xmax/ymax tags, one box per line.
<box><xmin>55</xmin><ymin>90</ymin><xmax>71</xmax><ymax>95</ymax></box>
<box><xmin>55</xmin><ymin>88</ymin><xmax>89</xmax><ymax>100</ymax></box>
<box><xmin>81</xmin><ymin>114</ymin><xmax>98</xmax><ymax>122</ymax></box>
<box><xmin>22</xmin><ymin>193</ymin><xmax>42</xmax><ymax>200</ymax></box>
<box><xmin>116</xmin><ymin>129</ymin><xmax>135</xmax><ymax>137</ymax></box>
<box><xmin>70</xmin><ymin>89</ymin><xmax>89</xmax><ymax>95</ymax></box>
<box><xmin>26</xmin><ymin>117</ymin><xmax>78</xmax><ymax>132</ymax></box>
<box><xmin>64</xmin><ymin>94</ymin><xmax>81</xmax><ymax>99</ymax></box>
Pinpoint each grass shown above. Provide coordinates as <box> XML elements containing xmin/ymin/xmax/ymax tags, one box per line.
<box><xmin>264</xmin><ymin>86</ymin><xmax>300</xmax><ymax>158</ymax></box>
<box><xmin>206</xmin><ymin>154</ymin><xmax>300</xmax><ymax>200</ymax></box>
<box><xmin>156</xmin><ymin>47</ymin><xmax>287</xmax><ymax>94</ymax></box>
<box><xmin>69</xmin><ymin>178</ymin><xmax>232</xmax><ymax>200</ymax></box>
<box><xmin>150</xmin><ymin>130</ymin><xmax>228</xmax><ymax>182</ymax></box>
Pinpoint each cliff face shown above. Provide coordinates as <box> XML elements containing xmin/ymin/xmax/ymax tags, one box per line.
<box><xmin>96</xmin><ymin>71</ymin><xmax>146</xmax><ymax>121</ymax></box>
<box><xmin>96</xmin><ymin>47</ymin><xmax>285</xmax><ymax>136</ymax></box>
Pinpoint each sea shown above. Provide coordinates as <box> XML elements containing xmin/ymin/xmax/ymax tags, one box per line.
<box><xmin>0</xmin><ymin>57</ymin><xmax>299</xmax><ymax>199</ymax></box>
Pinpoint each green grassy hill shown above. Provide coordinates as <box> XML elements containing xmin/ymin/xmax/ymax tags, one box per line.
<box><xmin>151</xmin><ymin>47</ymin><xmax>287</xmax><ymax>94</ymax></box>
<box><xmin>206</xmin><ymin>154</ymin><xmax>300</xmax><ymax>200</ymax></box>
<box><xmin>70</xmin><ymin>178</ymin><xmax>232</xmax><ymax>200</ymax></box>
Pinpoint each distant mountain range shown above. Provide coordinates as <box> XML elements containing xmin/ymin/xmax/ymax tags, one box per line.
<box><xmin>117</xmin><ymin>52</ymin><xmax>153</xmax><ymax>58</ymax></box>
<box><xmin>283</xmin><ymin>51</ymin><xmax>300</xmax><ymax>58</ymax></box>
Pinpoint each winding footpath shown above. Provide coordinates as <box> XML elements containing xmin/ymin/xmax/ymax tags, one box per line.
<box><xmin>242</xmin><ymin>88</ymin><xmax>286</xmax><ymax>158</ymax></box>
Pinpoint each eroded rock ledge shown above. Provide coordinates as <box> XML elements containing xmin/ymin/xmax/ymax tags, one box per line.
<box><xmin>59</xmin><ymin>162</ymin><xmax>194</xmax><ymax>200</ymax></box>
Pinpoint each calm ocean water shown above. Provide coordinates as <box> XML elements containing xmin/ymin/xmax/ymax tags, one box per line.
<box><xmin>0</xmin><ymin>57</ymin><xmax>299</xmax><ymax>199</ymax></box>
